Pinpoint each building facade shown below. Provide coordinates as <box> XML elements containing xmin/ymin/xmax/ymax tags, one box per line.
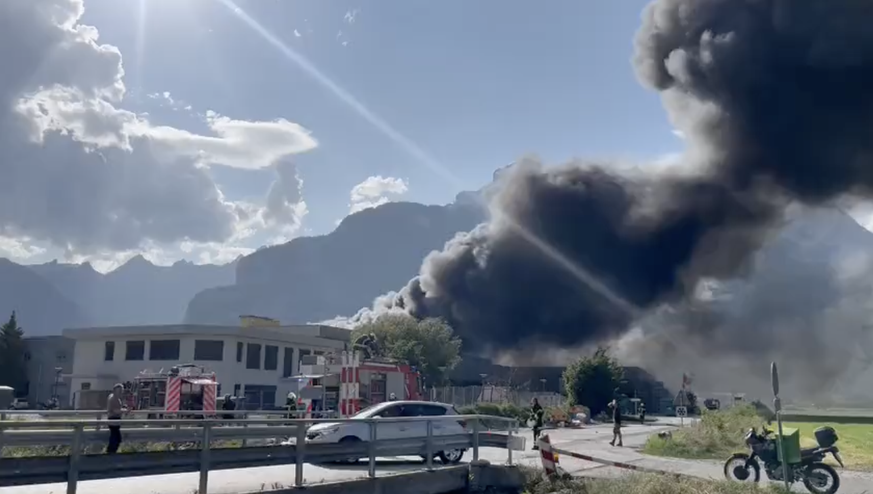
<box><xmin>23</xmin><ymin>336</ymin><xmax>75</xmax><ymax>407</ymax></box>
<box><xmin>62</xmin><ymin>323</ymin><xmax>350</xmax><ymax>409</ymax></box>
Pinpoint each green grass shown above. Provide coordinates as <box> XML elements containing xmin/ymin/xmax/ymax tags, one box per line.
<box><xmin>520</xmin><ymin>467</ymin><xmax>789</xmax><ymax>494</ymax></box>
<box><xmin>643</xmin><ymin>405</ymin><xmax>766</xmax><ymax>460</ymax></box>
<box><xmin>642</xmin><ymin>405</ymin><xmax>873</xmax><ymax>471</ymax></box>
<box><xmin>786</xmin><ymin>421</ymin><xmax>873</xmax><ymax>472</ymax></box>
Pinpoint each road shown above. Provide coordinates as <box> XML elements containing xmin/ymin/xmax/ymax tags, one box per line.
<box><xmin>1</xmin><ymin>419</ymin><xmax>871</xmax><ymax>494</ymax></box>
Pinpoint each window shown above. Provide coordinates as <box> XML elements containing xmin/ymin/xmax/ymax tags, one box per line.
<box><xmin>264</xmin><ymin>345</ymin><xmax>278</xmax><ymax>371</ymax></box>
<box><xmin>418</xmin><ymin>405</ymin><xmax>448</xmax><ymax>416</ymax></box>
<box><xmin>233</xmin><ymin>384</ymin><xmax>241</xmax><ymax>397</ymax></box>
<box><xmin>104</xmin><ymin>341</ymin><xmax>115</xmax><ymax>361</ymax></box>
<box><xmin>282</xmin><ymin>347</ymin><xmax>295</xmax><ymax>377</ymax></box>
<box><xmin>246</xmin><ymin>343</ymin><xmax>261</xmax><ymax>370</ymax></box>
<box><xmin>236</xmin><ymin>342</ymin><xmax>244</xmax><ymax>362</ymax></box>
<box><xmin>125</xmin><ymin>341</ymin><xmax>145</xmax><ymax>360</ymax></box>
<box><xmin>55</xmin><ymin>351</ymin><xmax>67</xmax><ymax>362</ymax></box>
<box><xmin>297</xmin><ymin>348</ymin><xmax>311</xmax><ymax>372</ymax></box>
<box><xmin>81</xmin><ymin>382</ymin><xmax>91</xmax><ymax>391</ymax></box>
<box><xmin>194</xmin><ymin>340</ymin><xmax>224</xmax><ymax>361</ymax></box>
<box><xmin>149</xmin><ymin>340</ymin><xmax>180</xmax><ymax>361</ymax></box>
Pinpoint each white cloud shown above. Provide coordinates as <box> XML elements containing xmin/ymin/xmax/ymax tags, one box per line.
<box><xmin>0</xmin><ymin>236</ymin><xmax>47</xmax><ymax>261</ymax></box>
<box><xmin>349</xmin><ymin>176</ymin><xmax>409</xmax><ymax>214</ymax></box>
<box><xmin>343</xmin><ymin>9</ymin><xmax>359</xmax><ymax>24</ymax></box>
<box><xmin>0</xmin><ymin>0</ymin><xmax>316</xmax><ymax>260</ymax></box>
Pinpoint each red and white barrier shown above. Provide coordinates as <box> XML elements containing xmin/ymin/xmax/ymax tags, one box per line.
<box><xmin>548</xmin><ymin>445</ymin><xmax>688</xmax><ymax>479</ymax></box>
<box><xmin>537</xmin><ymin>434</ymin><xmax>560</xmax><ymax>477</ymax></box>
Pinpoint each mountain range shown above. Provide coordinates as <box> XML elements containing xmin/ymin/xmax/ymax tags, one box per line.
<box><xmin>0</xmin><ymin>193</ymin><xmax>485</xmax><ymax>336</ymax></box>
<box><xmin>2</xmin><ymin>197</ymin><xmax>871</xmax><ymax>339</ymax></box>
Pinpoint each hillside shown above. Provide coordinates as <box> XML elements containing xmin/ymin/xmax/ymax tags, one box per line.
<box><xmin>29</xmin><ymin>256</ymin><xmax>238</xmax><ymax>328</ymax></box>
<box><xmin>0</xmin><ymin>259</ymin><xmax>89</xmax><ymax>335</ymax></box>
<box><xmin>185</xmin><ymin>199</ymin><xmax>486</xmax><ymax>325</ymax></box>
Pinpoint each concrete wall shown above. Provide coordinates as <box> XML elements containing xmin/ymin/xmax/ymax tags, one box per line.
<box><xmin>64</xmin><ymin>324</ymin><xmax>350</xmax><ymax>408</ymax></box>
<box><xmin>23</xmin><ymin>336</ymin><xmax>74</xmax><ymax>407</ymax></box>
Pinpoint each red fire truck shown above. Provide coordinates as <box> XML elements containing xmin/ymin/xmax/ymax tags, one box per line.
<box><xmin>131</xmin><ymin>364</ymin><xmax>218</xmax><ymax>418</ymax></box>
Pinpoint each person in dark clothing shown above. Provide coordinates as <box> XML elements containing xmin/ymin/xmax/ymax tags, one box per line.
<box><xmin>106</xmin><ymin>383</ymin><xmax>127</xmax><ymax>454</ymax></box>
<box><xmin>221</xmin><ymin>394</ymin><xmax>236</xmax><ymax>420</ymax></box>
<box><xmin>639</xmin><ymin>402</ymin><xmax>646</xmax><ymax>425</ymax></box>
<box><xmin>530</xmin><ymin>398</ymin><xmax>545</xmax><ymax>450</ymax></box>
<box><xmin>609</xmin><ymin>399</ymin><xmax>623</xmax><ymax>447</ymax></box>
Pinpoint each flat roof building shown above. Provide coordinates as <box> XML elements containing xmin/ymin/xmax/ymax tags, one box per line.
<box><xmin>62</xmin><ymin>323</ymin><xmax>351</xmax><ymax>409</ymax></box>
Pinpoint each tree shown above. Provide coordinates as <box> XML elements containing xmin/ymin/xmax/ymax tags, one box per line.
<box><xmin>353</xmin><ymin>314</ymin><xmax>462</xmax><ymax>386</ymax></box>
<box><xmin>562</xmin><ymin>347</ymin><xmax>624</xmax><ymax>416</ymax></box>
<box><xmin>0</xmin><ymin>311</ymin><xmax>28</xmax><ymax>396</ymax></box>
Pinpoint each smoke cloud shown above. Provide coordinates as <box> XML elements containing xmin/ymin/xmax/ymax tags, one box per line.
<box><xmin>346</xmin><ymin>0</ymin><xmax>873</xmax><ymax>388</ymax></box>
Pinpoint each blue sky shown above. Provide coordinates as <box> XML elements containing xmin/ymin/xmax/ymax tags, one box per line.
<box><xmin>1</xmin><ymin>0</ymin><xmax>681</xmax><ymax>270</ymax></box>
<box><xmin>90</xmin><ymin>0</ymin><xmax>678</xmax><ymax>222</ymax></box>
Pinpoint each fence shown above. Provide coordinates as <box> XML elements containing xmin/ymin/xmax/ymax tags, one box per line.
<box><xmin>0</xmin><ymin>414</ymin><xmax>521</xmax><ymax>494</ymax></box>
<box><xmin>429</xmin><ymin>386</ymin><xmax>566</xmax><ymax>409</ymax></box>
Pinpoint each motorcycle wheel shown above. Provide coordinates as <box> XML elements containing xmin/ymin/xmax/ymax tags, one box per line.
<box><xmin>723</xmin><ymin>453</ymin><xmax>760</xmax><ymax>483</ymax></box>
<box><xmin>803</xmin><ymin>462</ymin><xmax>840</xmax><ymax>494</ymax></box>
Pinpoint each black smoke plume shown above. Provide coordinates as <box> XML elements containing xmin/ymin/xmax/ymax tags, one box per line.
<box><xmin>350</xmin><ymin>0</ymin><xmax>873</xmax><ymax>359</ymax></box>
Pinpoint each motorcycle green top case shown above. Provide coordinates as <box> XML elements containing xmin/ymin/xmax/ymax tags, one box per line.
<box><xmin>776</xmin><ymin>427</ymin><xmax>802</xmax><ymax>464</ymax></box>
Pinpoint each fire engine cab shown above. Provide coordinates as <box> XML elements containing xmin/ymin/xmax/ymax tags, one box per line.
<box><xmin>131</xmin><ymin>364</ymin><xmax>218</xmax><ymax>418</ymax></box>
<box><xmin>292</xmin><ymin>351</ymin><xmax>422</xmax><ymax>418</ymax></box>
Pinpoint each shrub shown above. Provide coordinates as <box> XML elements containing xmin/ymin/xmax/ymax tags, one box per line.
<box><xmin>519</xmin><ymin>467</ymin><xmax>790</xmax><ymax>494</ymax></box>
<box><xmin>643</xmin><ymin>405</ymin><xmax>766</xmax><ymax>459</ymax></box>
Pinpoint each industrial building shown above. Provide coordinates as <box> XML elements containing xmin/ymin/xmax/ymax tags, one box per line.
<box><xmin>22</xmin><ymin>336</ymin><xmax>75</xmax><ymax>408</ymax></box>
<box><xmin>22</xmin><ymin>317</ymin><xmax>352</xmax><ymax>409</ymax></box>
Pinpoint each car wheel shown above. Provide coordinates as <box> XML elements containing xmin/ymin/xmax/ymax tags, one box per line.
<box><xmin>337</xmin><ymin>436</ymin><xmax>362</xmax><ymax>464</ymax></box>
<box><xmin>438</xmin><ymin>449</ymin><xmax>465</xmax><ymax>464</ymax></box>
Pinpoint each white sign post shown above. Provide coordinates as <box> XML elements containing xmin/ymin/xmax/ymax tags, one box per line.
<box><xmin>676</xmin><ymin>405</ymin><xmax>687</xmax><ymax>426</ymax></box>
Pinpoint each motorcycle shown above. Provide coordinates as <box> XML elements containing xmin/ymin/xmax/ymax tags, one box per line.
<box><xmin>724</xmin><ymin>425</ymin><xmax>843</xmax><ymax>494</ymax></box>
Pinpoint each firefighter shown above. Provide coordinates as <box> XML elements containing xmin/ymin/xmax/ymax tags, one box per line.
<box><xmin>221</xmin><ymin>394</ymin><xmax>235</xmax><ymax>421</ymax></box>
<box><xmin>286</xmin><ymin>391</ymin><xmax>298</xmax><ymax>419</ymax></box>
<box><xmin>530</xmin><ymin>398</ymin><xmax>544</xmax><ymax>450</ymax></box>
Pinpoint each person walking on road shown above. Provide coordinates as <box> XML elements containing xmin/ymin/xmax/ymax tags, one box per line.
<box><xmin>639</xmin><ymin>402</ymin><xmax>646</xmax><ymax>425</ymax></box>
<box><xmin>608</xmin><ymin>399</ymin><xmax>623</xmax><ymax>447</ymax></box>
<box><xmin>106</xmin><ymin>383</ymin><xmax>127</xmax><ymax>454</ymax></box>
<box><xmin>530</xmin><ymin>397</ymin><xmax>544</xmax><ymax>450</ymax></box>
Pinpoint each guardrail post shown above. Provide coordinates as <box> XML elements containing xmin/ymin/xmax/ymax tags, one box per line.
<box><xmin>295</xmin><ymin>420</ymin><xmax>306</xmax><ymax>487</ymax></box>
<box><xmin>67</xmin><ymin>424</ymin><xmax>83</xmax><ymax>494</ymax></box>
<box><xmin>425</xmin><ymin>420</ymin><xmax>434</xmax><ymax>471</ymax></box>
<box><xmin>242</xmin><ymin>413</ymin><xmax>249</xmax><ymax>448</ymax></box>
<box><xmin>367</xmin><ymin>420</ymin><xmax>376</xmax><ymax>479</ymax></box>
<box><xmin>472</xmin><ymin>418</ymin><xmax>480</xmax><ymax>462</ymax></box>
<box><xmin>199</xmin><ymin>423</ymin><xmax>212</xmax><ymax>494</ymax></box>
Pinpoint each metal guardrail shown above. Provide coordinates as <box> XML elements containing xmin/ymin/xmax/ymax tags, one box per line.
<box><xmin>0</xmin><ymin>414</ymin><xmax>521</xmax><ymax>494</ymax></box>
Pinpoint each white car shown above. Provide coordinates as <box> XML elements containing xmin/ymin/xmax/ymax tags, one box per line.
<box><xmin>305</xmin><ymin>400</ymin><xmax>467</xmax><ymax>464</ymax></box>
<box><xmin>9</xmin><ymin>398</ymin><xmax>28</xmax><ymax>410</ymax></box>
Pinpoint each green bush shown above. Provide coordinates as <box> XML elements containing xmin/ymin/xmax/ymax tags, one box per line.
<box><xmin>643</xmin><ymin>405</ymin><xmax>766</xmax><ymax>460</ymax></box>
<box><xmin>520</xmin><ymin>467</ymin><xmax>789</xmax><ymax>494</ymax></box>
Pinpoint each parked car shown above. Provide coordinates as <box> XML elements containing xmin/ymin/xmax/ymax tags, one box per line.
<box><xmin>305</xmin><ymin>400</ymin><xmax>467</xmax><ymax>464</ymax></box>
<box><xmin>9</xmin><ymin>398</ymin><xmax>28</xmax><ymax>410</ymax></box>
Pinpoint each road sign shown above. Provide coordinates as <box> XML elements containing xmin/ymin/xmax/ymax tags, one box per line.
<box><xmin>675</xmin><ymin>406</ymin><xmax>687</xmax><ymax>418</ymax></box>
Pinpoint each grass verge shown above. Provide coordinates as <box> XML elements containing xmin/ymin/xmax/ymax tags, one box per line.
<box><xmin>520</xmin><ymin>467</ymin><xmax>788</xmax><ymax>494</ymax></box>
<box><xmin>642</xmin><ymin>405</ymin><xmax>873</xmax><ymax>471</ymax></box>
<box><xmin>642</xmin><ymin>405</ymin><xmax>766</xmax><ymax>460</ymax></box>
<box><xmin>786</xmin><ymin>421</ymin><xmax>873</xmax><ymax>471</ymax></box>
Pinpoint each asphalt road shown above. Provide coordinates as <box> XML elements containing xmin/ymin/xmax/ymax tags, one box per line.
<box><xmin>2</xmin><ymin>419</ymin><xmax>871</xmax><ymax>494</ymax></box>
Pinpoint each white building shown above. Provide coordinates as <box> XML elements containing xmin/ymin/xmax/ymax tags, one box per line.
<box><xmin>62</xmin><ymin>322</ymin><xmax>350</xmax><ymax>409</ymax></box>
